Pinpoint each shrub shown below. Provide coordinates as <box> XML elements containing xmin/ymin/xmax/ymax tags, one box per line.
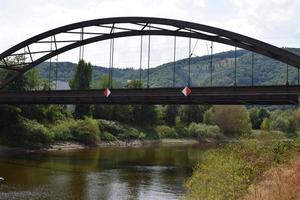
<box><xmin>101</xmin><ymin>131</ymin><xmax>117</xmax><ymax>141</ymax></box>
<box><xmin>174</xmin><ymin>116</ymin><xmax>189</xmax><ymax>137</ymax></box>
<box><xmin>98</xmin><ymin>119</ymin><xmax>146</xmax><ymax>139</ymax></box>
<box><xmin>260</xmin><ymin>118</ymin><xmax>270</xmax><ymax>130</ymax></box>
<box><xmin>187</xmin><ymin>123</ymin><xmax>221</xmax><ymax>139</ymax></box>
<box><xmin>211</xmin><ymin>105</ymin><xmax>251</xmax><ymax>136</ymax></box>
<box><xmin>98</xmin><ymin>119</ymin><xmax>126</xmax><ymax>136</ymax></box>
<box><xmin>4</xmin><ymin>117</ymin><xmax>53</xmax><ymax>148</ymax></box>
<box><xmin>184</xmin><ymin>139</ymin><xmax>299</xmax><ymax>200</ymax></box>
<box><xmin>185</xmin><ymin>148</ymin><xmax>250</xmax><ymax>200</ymax></box>
<box><xmin>71</xmin><ymin>118</ymin><xmax>100</xmax><ymax>145</ymax></box>
<box><xmin>155</xmin><ymin>125</ymin><xmax>178</xmax><ymax>138</ymax></box>
<box><xmin>269</xmin><ymin>110</ymin><xmax>297</xmax><ymax>134</ymax></box>
<box><xmin>128</xmin><ymin>129</ymin><xmax>146</xmax><ymax>139</ymax></box>
<box><xmin>251</xmin><ymin>130</ymin><xmax>286</xmax><ymax>141</ymax></box>
<box><xmin>203</xmin><ymin>108</ymin><xmax>214</xmax><ymax>125</ymax></box>
<box><xmin>51</xmin><ymin>120</ymin><xmax>76</xmax><ymax>141</ymax></box>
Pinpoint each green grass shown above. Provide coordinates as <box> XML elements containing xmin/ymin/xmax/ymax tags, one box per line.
<box><xmin>184</xmin><ymin>139</ymin><xmax>300</xmax><ymax>200</ymax></box>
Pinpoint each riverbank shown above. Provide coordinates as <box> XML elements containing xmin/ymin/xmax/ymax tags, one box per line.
<box><xmin>184</xmin><ymin>138</ymin><xmax>300</xmax><ymax>200</ymax></box>
<box><xmin>243</xmin><ymin>155</ymin><xmax>300</xmax><ymax>200</ymax></box>
<box><xmin>0</xmin><ymin>138</ymin><xmax>209</xmax><ymax>152</ymax></box>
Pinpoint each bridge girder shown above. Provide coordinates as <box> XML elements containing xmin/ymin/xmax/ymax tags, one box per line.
<box><xmin>0</xmin><ymin>86</ymin><xmax>299</xmax><ymax>105</ymax></box>
<box><xmin>1</xmin><ymin>17</ymin><xmax>300</xmax><ymax>89</ymax></box>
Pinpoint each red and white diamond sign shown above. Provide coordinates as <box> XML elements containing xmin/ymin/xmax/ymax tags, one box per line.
<box><xmin>104</xmin><ymin>88</ymin><xmax>111</xmax><ymax>97</ymax></box>
<box><xmin>182</xmin><ymin>86</ymin><xmax>192</xmax><ymax>96</ymax></box>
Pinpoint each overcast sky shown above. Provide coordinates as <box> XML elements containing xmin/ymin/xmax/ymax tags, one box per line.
<box><xmin>1</xmin><ymin>0</ymin><xmax>300</xmax><ymax>68</ymax></box>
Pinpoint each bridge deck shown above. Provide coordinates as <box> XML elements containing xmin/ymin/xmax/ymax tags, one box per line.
<box><xmin>0</xmin><ymin>86</ymin><xmax>299</xmax><ymax>105</ymax></box>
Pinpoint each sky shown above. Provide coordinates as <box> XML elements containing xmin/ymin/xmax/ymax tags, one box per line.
<box><xmin>0</xmin><ymin>0</ymin><xmax>300</xmax><ymax>68</ymax></box>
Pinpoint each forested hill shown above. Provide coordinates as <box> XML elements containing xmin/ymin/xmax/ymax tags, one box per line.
<box><xmin>39</xmin><ymin>48</ymin><xmax>300</xmax><ymax>88</ymax></box>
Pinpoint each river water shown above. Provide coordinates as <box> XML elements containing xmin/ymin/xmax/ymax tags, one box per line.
<box><xmin>0</xmin><ymin>143</ymin><xmax>212</xmax><ymax>200</ymax></box>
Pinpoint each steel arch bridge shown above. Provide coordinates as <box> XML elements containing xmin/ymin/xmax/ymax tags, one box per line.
<box><xmin>1</xmin><ymin>17</ymin><xmax>300</xmax><ymax>105</ymax></box>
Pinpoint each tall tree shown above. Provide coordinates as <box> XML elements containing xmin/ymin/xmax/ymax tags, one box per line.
<box><xmin>211</xmin><ymin>105</ymin><xmax>251</xmax><ymax>136</ymax></box>
<box><xmin>69</xmin><ymin>60</ymin><xmax>93</xmax><ymax>119</ymax></box>
<box><xmin>179</xmin><ymin>105</ymin><xmax>209</xmax><ymax>125</ymax></box>
<box><xmin>249</xmin><ymin>108</ymin><xmax>270</xmax><ymax>129</ymax></box>
<box><xmin>126</xmin><ymin>80</ymin><xmax>157</xmax><ymax>125</ymax></box>
<box><xmin>6</xmin><ymin>68</ymin><xmax>42</xmax><ymax>91</ymax></box>
<box><xmin>164</xmin><ymin>105</ymin><xmax>179</xmax><ymax>126</ymax></box>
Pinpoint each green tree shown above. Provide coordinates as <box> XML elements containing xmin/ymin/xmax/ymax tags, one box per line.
<box><xmin>164</xmin><ymin>105</ymin><xmax>179</xmax><ymax>126</ymax></box>
<box><xmin>93</xmin><ymin>75</ymin><xmax>117</xmax><ymax>89</ymax></box>
<box><xmin>131</xmin><ymin>105</ymin><xmax>157</xmax><ymax>125</ymax></box>
<box><xmin>125</xmin><ymin>80</ymin><xmax>143</xmax><ymax>89</ymax></box>
<box><xmin>249</xmin><ymin>108</ymin><xmax>270</xmax><ymax>129</ymax></box>
<box><xmin>93</xmin><ymin>105</ymin><xmax>132</xmax><ymax>123</ymax></box>
<box><xmin>69</xmin><ymin>60</ymin><xmax>93</xmax><ymax>119</ymax></box>
<box><xmin>269</xmin><ymin>110</ymin><xmax>296</xmax><ymax>134</ymax></box>
<box><xmin>211</xmin><ymin>105</ymin><xmax>251</xmax><ymax>136</ymax></box>
<box><xmin>179</xmin><ymin>105</ymin><xmax>207</xmax><ymax>125</ymax></box>
<box><xmin>6</xmin><ymin>68</ymin><xmax>42</xmax><ymax>91</ymax></box>
<box><xmin>2</xmin><ymin>57</ymin><xmax>69</xmax><ymax>124</ymax></box>
<box><xmin>260</xmin><ymin>118</ymin><xmax>270</xmax><ymax>130</ymax></box>
<box><xmin>293</xmin><ymin>108</ymin><xmax>300</xmax><ymax>128</ymax></box>
<box><xmin>126</xmin><ymin>80</ymin><xmax>157</xmax><ymax>125</ymax></box>
<box><xmin>203</xmin><ymin>108</ymin><xmax>215</xmax><ymax>125</ymax></box>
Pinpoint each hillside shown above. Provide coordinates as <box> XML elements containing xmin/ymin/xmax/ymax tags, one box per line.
<box><xmin>39</xmin><ymin>48</ymin><xmax>300</xmax><ymax>88</ymax></box>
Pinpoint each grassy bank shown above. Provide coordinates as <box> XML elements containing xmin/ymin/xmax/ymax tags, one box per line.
<box><xmin>244</xmin><ymin>156</ymin><xmax>300</xmax><ymax>200</ymax></box>
<box><xmin>0</xmin><ymin>117</ymin><xmax>224</xmax><ymax>149</ymax></box>
<box><xmin>184</xmin><ymin>136</ymin><xmax>300</xmax><ymax>200</ymax></box>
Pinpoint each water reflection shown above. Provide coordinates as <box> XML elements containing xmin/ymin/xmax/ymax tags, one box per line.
<box><xmin>0</xmin><ymin>144</ymin><xmax>212</xmax><ymax>200</ymax></box>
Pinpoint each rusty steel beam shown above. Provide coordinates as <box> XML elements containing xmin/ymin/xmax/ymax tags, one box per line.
<box><xmin>0</xmin><ymin>86</ymin><xmax>299</xmax><ymax>105</ymax></box>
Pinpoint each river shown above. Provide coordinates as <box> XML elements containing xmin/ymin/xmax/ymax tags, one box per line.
<box><xmin>0</xmin><ymin>143</ymin><xmax>213</xmax><ymax>200</ymax></box>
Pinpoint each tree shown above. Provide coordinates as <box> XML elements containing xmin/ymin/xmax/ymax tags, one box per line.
<box><xmin>211</xmin><ymin>105</ymin><xmax>251</xmax><ymax>136</ymax></box>
<box><xmin>131</xmin><ymin>104</ymin><xmax>157</xmax><ymax>125</ymax></box>
<box><xmin>293</xmin><ymin>108</ymin><xmax>300</xmax><ymax>128</ymax></box>
<box><xmin>6</xmin><ymin>68</ymin><xmax>42</xmax><ymax>91</ymax></box>
<box><xmin>69</xmin><ymin>60</ymin><xmax>93</xmax><ymax>89</ymax></box>
<box><xmin>164</xmin><ymin>105</ymin><xmax>179</xmax><ymax>126</ymax></box>
<box><xmin>269</xmin><ymin>110</ymin><xmax>297</xmax><ymax>134</ymax></box>
<box><xmin>249</xmin><ymin>108</ymin><xmax>270</xmax><ymax>129</ymax></box>
<box><xmin>260</xmin><ymin>118</ymin><xmax>270</xmax><ymax>130</ymax></box>
<box><xmin>69</xmin><ymin>60</ymin><xmax>93</xmax><ymax>119</ymax></box>
<box><xmin>93</xmin><ymin>104</ymin><xmax>132</xmax><ymax>123</ymax></box>
<box><xmin>203</xmin><ymin>108</ymin><xmax>215</xmax><ymax>125</ymax></box>
<box><xmin>249</xmin><ymin>108</ymin><xmax>259</xmax><ymax>129</ymax></box>
<box><xmin>126</xmin><ymin>80</ymin><xmax>157</xmax><ymax>125</ymax></box>
<box><xmin>93</xmin><ymin>75</ymin><xmax>117</xmax><ymax>89</ymax></box>
<box><xmin>179</xmin><ymin>105</ymin><xmax>208</xmax><ymax>125</ymax></box>
<box><xmin>125</xmin><ymin>80</ymin><xmax>143</xmax><ymax>89</ymax></box>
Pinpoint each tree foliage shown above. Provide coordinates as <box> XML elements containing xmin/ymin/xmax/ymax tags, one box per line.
<box><xmin>69</xmin><ymin>60</ymin><xmax>93</xmax><ymax>119</ymax></box>
<box><xmin>269</xmin><ymin>110</ymin><xmax>297</xmax><ymax>134</ymax></box>
<box><xmin>249</xmin><ymin>108</ymin><xmax>270</xmax><ymax>129</ymax></box>
<box><xmin>179</xmin><ymin>105</ymin><xmax>208</xmax><ymax>125</ymax></box>
<box><xmin>164</xmin><ymin>105</ymin><xmax>179</xmax><ymax>126</ymax></box>
<box><xmin>210</xmin><ymin>105</ymin><xmax>251</xmax><ymax>136</ymax></box>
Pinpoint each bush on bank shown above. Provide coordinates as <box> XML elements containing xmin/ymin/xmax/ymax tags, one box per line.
<box><xmin>187</xmin><ymin>123</ymin><xmax>222</xmax><ymax>139</ymax></box>
<box><xmin>101</xmin><ymin>131</ymin><xmax>117</xmax><ymax>141</ymax></box>
<box><xmin>1</xmin><ymin>117</ymin><xmax>53</xmax><ymax>148</ymax></box>
<box><xmin>184</xmin><ymin>139</ymin><xmax>300</xmax><ymax>200</ymax></box>
<box><xmin>98</xmin><ymin>119</ymin><xmax>146</xmax><ymax>140</ymax></box>
<box><xmin>155</xmin><ymin>125</ymin><xmax>178</xmax><ymax>138</ymax></box>
<box><xmin>51</xmin><ymin>118</ymin><xmax>100</xmax><ymax>145</ymax></box>
<box><xmin>71</xmin><ymin>118</ymin><xmax>100</xmax><ymax>145</ymax></box>
<box><xmin>155</xmin><ymin>123</ymin><xmax>222</xmax><ymax>139</ymax></box>
<box><xmin>51</xmin><ymin>120</ymin><xmax>76</xmax><ymax>141</ymax></box>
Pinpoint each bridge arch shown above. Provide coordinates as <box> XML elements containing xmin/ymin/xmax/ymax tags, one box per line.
<box><xmin>1</xmin><ymin>17</ymin><xmax>300</xmax><ymax>89</ymax></box>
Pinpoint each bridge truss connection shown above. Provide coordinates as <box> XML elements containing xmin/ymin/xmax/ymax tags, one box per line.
<box><xmin>1</xmin><ymin>17</ymin><xmax>300</xmax><ymax>104</ymax></box>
